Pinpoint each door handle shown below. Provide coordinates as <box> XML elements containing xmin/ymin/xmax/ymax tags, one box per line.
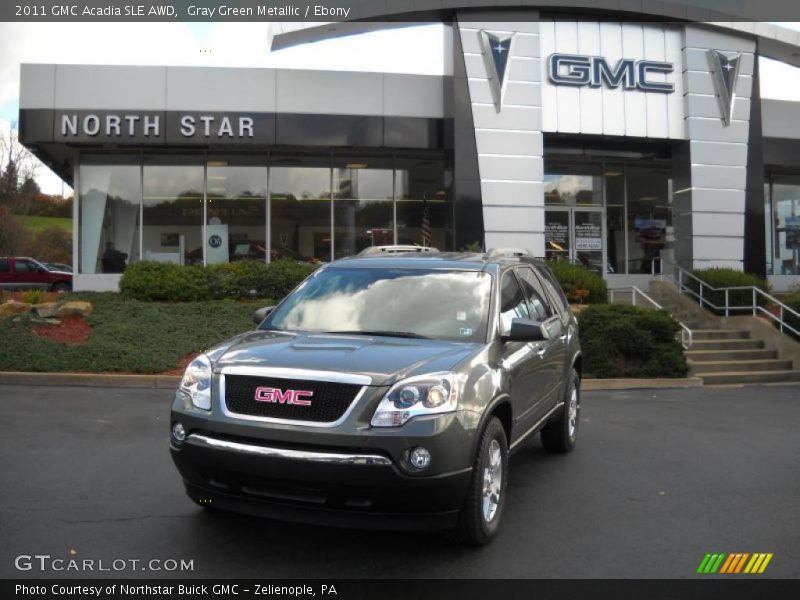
<box><xmin>558</xmin><ymin>334</ymin><xmax>567</xmax><ymax>342</ymax></box>
<box><xmin>536</xmin><ymin>346</ymin><xmax>547</xmax><ymax>358</ymax></box>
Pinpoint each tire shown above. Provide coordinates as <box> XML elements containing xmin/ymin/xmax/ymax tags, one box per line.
<box><xmin>451</xmin><ymin>417</ymin><xmax>508</xmax><ymax>545</ymax></box>
<box><xmin>51</xmin><ymin>282</ymin><xmax>71</xmax><ymax>293</ymax></box>
<box><xmin>540</xmin><ymin>368</ymin><xmax>580</xmax><ymax>453</ymax></box>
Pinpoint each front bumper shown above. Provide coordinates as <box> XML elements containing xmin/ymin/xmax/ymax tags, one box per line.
<box><xmin>170</xmin><ymin>430</ymin><xmax>473</xmax><ymax>531</ymax></box>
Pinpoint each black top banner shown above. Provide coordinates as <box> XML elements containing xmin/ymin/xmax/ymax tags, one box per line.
<box><xmin>3</xmin><ymin>0</ymin><xmax>800</xmax><ymax>22</ymax></box>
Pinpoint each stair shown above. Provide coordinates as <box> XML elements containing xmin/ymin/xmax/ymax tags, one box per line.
<box><xmin>650</xmin><ymin>284</ymin><xmax>800</xmax><ymax>385</ymax></box>
<box><xmin>684</xmin><ymin>329</ymin><xmax>800</xmax><ymax>385</ymax></box>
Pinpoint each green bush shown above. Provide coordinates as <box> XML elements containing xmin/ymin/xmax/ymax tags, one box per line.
<box><xmin>578</xmin><ymin>304</ymin><xmax>689</xmax><ymax>378</ymax></box>
<box><xmin>120</xmin><ymin>260</ymin><xmax>318</xmax><ymax>302</ymax></box>
<box><xmin>688</xmin><ymin>268</ymin><xmax>770</xmax><ymax>313</ymax></box>
<box><xmin>22</xmin><ymin>290</ymin><xmax>46</xmax><ymax>304</ymax></box>
<box><xmin>119</xmin><ymin>262</ymin><xmax>212</xmax><ymax>302</ymax></box>
<box><xmin>547</xmin><ymin>261</ymin><xmax>607</xmax><ymax>304</ymax></box>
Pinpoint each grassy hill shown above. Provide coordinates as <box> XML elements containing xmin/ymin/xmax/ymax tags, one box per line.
<box><xmin>17</xmin><ymin>215</ymin><xmax>72</xmax><ymax>233</ymax></box>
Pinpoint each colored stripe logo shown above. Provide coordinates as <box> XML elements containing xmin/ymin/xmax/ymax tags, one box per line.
<box><xmin>697</xmin><ymin>553</ymin><xmax>773</xmax><ymax>574</ymax></box>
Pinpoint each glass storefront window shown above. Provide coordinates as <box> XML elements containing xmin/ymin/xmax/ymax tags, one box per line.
<box><xmin>395</xmin><ymin>157</ymin><xmax>452</xmax><ymax>249</ymax></box>
<box><xmin>78</xmin><ymin>162</ymin><xmax>141</xmax><ymax>274</ymax></box>
<box><xmin>142</xmin><ymin>161</ymin><xmax>204</xmax><ymax>266</ymax></box>
<box><xmin>333</xmin><ymin>157</ymin><xmax>394</xmax><ymax>259</ymax></box>
<box><xmin>206</xmin><ymin>160</ymin><xmax>267</xmax><ymax>264</ymax></box>
<box><xmin>769</xmin><ymin>174</ymin><xmax>800</xmax><ymax>275</ymax></box>
<box><xmin>544</xmin><ymin>167</ymin><xmax>602</xmax><ymax>206</ymax></box>
<box><xmin>604</xmin><ymin>164</ymin><xmax>625</xmax><ymax>275</ymax></box>
<box><xmin>626</xmin><ymin>167</ymin><xmax>671</xmax><ymax>274</ymax></box>
<box><xmin>270</xmin><ymin>158</ymin><xmax>332</xmax><ymax>263</ymax></box>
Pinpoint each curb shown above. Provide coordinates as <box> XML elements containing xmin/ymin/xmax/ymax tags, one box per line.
<box><xmin>0</xmin><ymin>371</ymin><xmax>181</xmax><ymax>389</ymax></box>
<box><xmin>0</xmin><ymin>371</ymin><xmax>703</xmax><ymax>391</ymax></box>
<box><xmin>582</xmin><ymin>377</ymin><xmax>704</xmax><ymax>391</ymax></box>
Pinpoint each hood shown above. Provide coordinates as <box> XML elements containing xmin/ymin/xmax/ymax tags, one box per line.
<box><xmin>210</xmin><ymin>330</ymin><xmax>481</xmax><ymax>386</ymax></box>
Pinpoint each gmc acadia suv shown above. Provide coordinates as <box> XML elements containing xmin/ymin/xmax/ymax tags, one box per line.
<box><xmin>169</xmin><ymin>250</ymin><xmax>582</xmax><ymax>545</ymax></box>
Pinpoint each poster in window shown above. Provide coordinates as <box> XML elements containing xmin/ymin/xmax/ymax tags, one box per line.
<box><xmin>574</xmin><ymin>222</ymin><xmax>602</xmax><ymax>251</ymax></box>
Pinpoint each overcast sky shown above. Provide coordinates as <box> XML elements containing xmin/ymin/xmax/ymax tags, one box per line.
<box><xmin>1</xmin><ymin>21</ymin><xmax>799</xmax><ymax>195</ymax></box>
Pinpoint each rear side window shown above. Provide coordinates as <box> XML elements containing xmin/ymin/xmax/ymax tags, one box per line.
<box><xmin>535</xmin><ymin>266</ymin><xmax>569</xmax><ymax>314</ymax></box>
<box><xmin>516</xmin><ymin>267</ymin><xmax>553</xmax><ymax>322</ymax></box>
<box><xmin>14</xmin><ymin>260</ymin><xmax>34</xmax><ymax>273</ymax></box>
<box><xmin>0</xmin><ymin>259</ymin><xmax>8</xmax><ymax>273</ymax></box>
<box><xmin>499</xmin><ymin>272</ymin><xmax>531</xmax><ymax>335</ymax></box>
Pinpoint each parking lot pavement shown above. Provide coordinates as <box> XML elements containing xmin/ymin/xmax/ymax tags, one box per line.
<box><xmin>0</xmin><ymin>383</ymin><xmax>798</xmax><ymax>579</ymax></box>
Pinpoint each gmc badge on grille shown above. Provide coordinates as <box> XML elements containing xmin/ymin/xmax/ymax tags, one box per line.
<box><xmin>254</xmin><ymin>387</ymin><xmax>313</xmax><ymax>406</ymax></box>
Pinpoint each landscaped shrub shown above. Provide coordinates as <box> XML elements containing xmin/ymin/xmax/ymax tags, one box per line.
<box><xmin>548</xmin><ymin>261</ymin><xmax>607</xmax><ymax>304</ymax></box>
<box><xmin>120</xmin><ymin>260</ymin><xmax>317</xmax><ymax>302</ymax></box>
<box><xmin>119</xmin><ymin>262</ymin><xmax>212</xmax><ymax>302</ymax></box>
<box><xmin>207</xmin><ymin>260</ymin><xmax>318</xmax><ymax>300</ymax></box>
<box><xmin>688</xmin><ymin>268</ymin><xmax>770</xmax><ymax>313</ymax></box>
<box><xmin>578</xmin><ymin>304</ymin><xmax>689</xmax><ymax>378</ymax></box>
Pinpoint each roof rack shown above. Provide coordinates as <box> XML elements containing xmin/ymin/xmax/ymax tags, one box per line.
<box><xmin>357</xmin><ymin>245</ymin><xmax>440</xmax><ymax>257</ymax></box>
<box><xmin>484</xmin><ymin>248</ymin><xmax>532</xmax><ymax>259</ymax></box>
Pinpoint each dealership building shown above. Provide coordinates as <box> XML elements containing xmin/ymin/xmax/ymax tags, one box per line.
<box><xmin>17</xmin><ymin>4</ymin><xmax>800</xmax><ymax>291</ymax></box>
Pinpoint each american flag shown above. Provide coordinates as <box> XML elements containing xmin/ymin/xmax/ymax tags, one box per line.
<box><xmin>421</xmin><ymin>197</ymin><xmax>432</xmax><ymax>247</ymax></box>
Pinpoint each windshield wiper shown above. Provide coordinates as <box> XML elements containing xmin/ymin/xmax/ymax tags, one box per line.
<box><xmin>323</xmin><ymin>330</ymin><xmax>431</xmax><ymax>339</ymax></box>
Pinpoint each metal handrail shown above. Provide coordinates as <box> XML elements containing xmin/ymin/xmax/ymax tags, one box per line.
<box><xmin>608</xmin><ymin>286</ymin><xmax>693</xmax><ymax>349</ymax></box>
<box><xmin>655</xmin><ymin>257</ymin><xmax>800</xmax><ymax>338</ymax></box>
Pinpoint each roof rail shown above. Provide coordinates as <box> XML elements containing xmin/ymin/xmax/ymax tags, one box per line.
<box><xmin>357</xmin><ymin>245</ymin><xmax>440</xmax><ymax>256</ymax></box>
<box><xmin>485</xmin><ymin>248</ymin><xmax>532</xmax><ymax>259</ymax></box>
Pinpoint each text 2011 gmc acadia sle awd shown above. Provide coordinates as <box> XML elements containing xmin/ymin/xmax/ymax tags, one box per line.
<box><xmin>169</xmin><ymin>250</ymin><xmax>582</xmax><ymax>545</ymax></box>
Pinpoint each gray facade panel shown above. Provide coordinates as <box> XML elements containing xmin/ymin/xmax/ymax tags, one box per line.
<box><xmin>166</xmin><ymin>67</ymin><xmax>277</xmax><ymax>112</ymax></box>
<box><xmin>20</xmin><ymin>64</ymin><xmax>55</xmax><ymax>109</ymax></box>
<box><xmin>275</xmin><ymin>69</ymin><xmax>384</xmax><ymax>115</ymax></box>
<box><xmin>54</xmin><ymin>65</ymin><xmax>167</xmax><ymax>110</ymax></box>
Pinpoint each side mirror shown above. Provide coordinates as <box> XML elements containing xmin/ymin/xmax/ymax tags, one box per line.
<box><xmin>506</xmin><ymin>318</ymin><xmax>549</xmax><ymax>342</ymax></box>
<box><xmin>252</xmin><ymin>305</ymin><xmax>275</xmax><ymax>325</ymax></box>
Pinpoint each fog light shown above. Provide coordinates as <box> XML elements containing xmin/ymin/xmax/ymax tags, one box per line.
<box><xmin>172</xmin><ymin>422</ymin><xmax>186</xmax><ymax>443</ymax></box>
<box><xmin>409</xmin><ymin>447</ymin><xmax>431</xmax><ymax>470</ymax></box>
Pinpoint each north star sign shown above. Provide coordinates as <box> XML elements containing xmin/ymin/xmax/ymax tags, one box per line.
<box><xmin>548</xmin><ymin>53</ymin><xmax>675</xmax><ymax>93</ymax></box>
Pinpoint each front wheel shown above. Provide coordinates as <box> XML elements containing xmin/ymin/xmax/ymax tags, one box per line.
<box><xmin>51</xmin><ymin>282</ymin><xmax>71</xmax><ymax>293</ymax></box>
<box><xmin>450</xmin><ymin>417</ymin><xmax>508</xmax><ymax>545</ymax></box>
<box><xmin>540</xmin><ymin>368</ymin><xmax>580</xmax><ymax>453</ymax></box>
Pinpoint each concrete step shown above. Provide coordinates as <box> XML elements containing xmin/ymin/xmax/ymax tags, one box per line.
<box><xmin>691</xmin><ymin>329</ymin><xmax>751</xmax><ymax>340</ymax></box>
<box><xmin>689</xmin><ymin>359</ymin><xmax>793</xmax><ymax>374</ymax></box>
<box><xmin>689</xmin><ymin>338</ymin><xmax>764</xmax><ymax>351</ymax></box>
<box><xmin>686</xmin><ymin>348</ymin><xmax>778</xmax><ymax>362</ymax></box>
<box><xmin>699</xmin><ymin>370</ymin><xmax>800</xmax><ymax>385</ymax></box>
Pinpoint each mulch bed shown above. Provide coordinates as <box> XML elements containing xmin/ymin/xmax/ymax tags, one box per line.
<box><xmin>32</xmin><ymin>316</ymin><xmax>92</xmax><ymax>345</ymax></box>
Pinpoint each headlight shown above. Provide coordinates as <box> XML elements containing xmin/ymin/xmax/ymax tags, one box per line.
<box><xmin>179</xmin><ymin>354</ymin><xmax>212</xmax><ymax>411</ymax></box>
<box><xmin>371</xmin><ymin>372</ymin><xmax>459</xmax><ymax>427</ymax></box>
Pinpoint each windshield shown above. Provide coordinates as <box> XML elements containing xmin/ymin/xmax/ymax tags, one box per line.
<box><xmin>263</xmin><ymin>267</ymin><xmax>492</xmax><ymax>343</ymax></box>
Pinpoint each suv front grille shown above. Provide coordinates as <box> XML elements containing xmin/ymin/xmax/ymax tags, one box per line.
<box><xmin>223</xmin><ymin>374</ymin><xmax>363</xmax><ymax>423</ymax></box>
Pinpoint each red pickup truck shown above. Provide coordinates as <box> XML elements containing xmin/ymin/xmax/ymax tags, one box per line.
<box><xmin>0</xmin><ymin>256</ymin><xmax>72</xmax><ymax>292</ymax></box>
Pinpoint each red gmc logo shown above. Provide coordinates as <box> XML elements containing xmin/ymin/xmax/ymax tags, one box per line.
<box><xmin>254</xmin><ymin>386</ymin><xmax>313</xmax><ymax>406</ymax></box>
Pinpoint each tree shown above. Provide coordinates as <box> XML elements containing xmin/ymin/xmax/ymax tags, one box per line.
<box><xmin>19</xmin><ymin>176</ymin><xmax>41</xmax><ymax>196</ymax></box>
<box><xmin>0</xmin><ymin>123</ymin><xmax>38</xmax><ymax>211</ymax></box>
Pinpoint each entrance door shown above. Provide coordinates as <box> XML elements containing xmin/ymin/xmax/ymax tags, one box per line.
<box><xmin>545</xmin><ymin>208</ymin><xmax>606</xmax><ymax>276</ymax></box>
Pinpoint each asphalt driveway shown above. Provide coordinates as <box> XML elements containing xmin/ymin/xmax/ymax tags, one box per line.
<box><xmin>0</xmin><ymin>383</ymin><xmax>798</xmax><ymax>578</ymax></box>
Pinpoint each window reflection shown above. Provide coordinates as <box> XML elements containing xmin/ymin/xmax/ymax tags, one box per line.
<box><xmin>205</xmin><ymin>161</ymin><xmax>267</xmax><ymax>264</ymax></box>
<box><xmin>769</xmin><ymin>174</ymin><xmax>800</xmax><ymax>275</ymax></box>
<box><xmin>142</xmin><ymin>163</ymin><xmax>204</xmax><ymax>266</ymax></box>
<box><xmin>333</xmin><ymin>158</ymin><xmax>393</xmax><ymax>259</ymax></box>
<box><xmin>270</xmin><ymin>160</ymin><xmax>331</xmax><ymax>263</ymax></box>
<box><xmin>395</xmin><ymin>157</ymin><xmax>452</xmax><ymax>249</ymax></box>
<box><xmin>266</xmin><ymin>268</ymin><xmax>491</xmax><ymax>342</ymax></box>
<box><xmin>79</xmin><ymin>163</ymin><xmax>141</xmax><ymax>274</ymax></box>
